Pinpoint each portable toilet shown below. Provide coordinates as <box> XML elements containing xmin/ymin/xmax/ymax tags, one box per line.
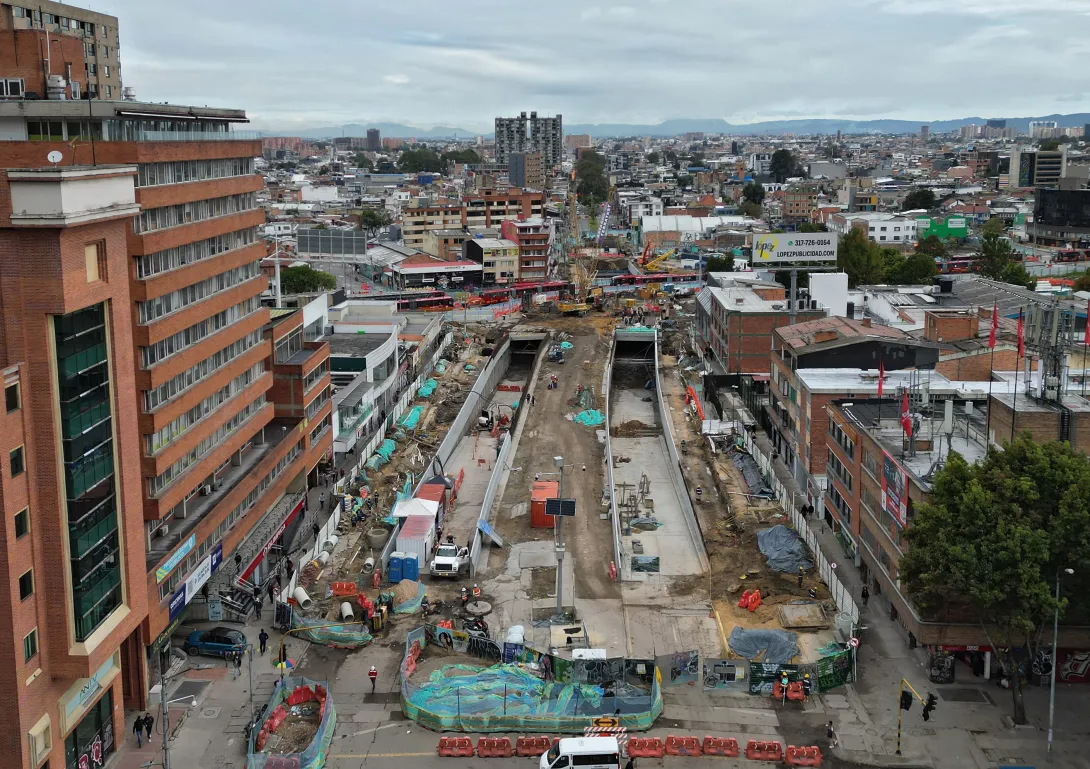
<box><xmin>530</xmin><ymin>480</ymin><xmax>560</xmax><ymax>528</ymax></box>
<box><xmin>403</xmin><ymin>552</ymin><xmax>419</xmax><ymax>581</ymax></box>
<box><xmin>387</xmin><ymin>552</ymin><xmax>404</xmax><ymax>583</ymax></box>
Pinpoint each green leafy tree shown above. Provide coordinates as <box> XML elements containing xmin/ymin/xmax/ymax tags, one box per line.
<box><xmin>575</xmin><ymin>150</ymin><xmax>609</xmax><ymax>206</ymax></box>
<box><xmin>902</xmin><ymin>189</ymin><xmax>937</xmax><ymax>211</ymax></box>
<box><xmin>397</xmin><ymin>148</ymin><xmax>443</xmax><ymax>173</ymax></box>
<box><xmin>1040</xmin><ymin>139</ymin><xmax>1060</xmax><ymax>151</ymax></box>
<box><xmin>677</xmin><ymin>174</ymin><xmax>693</xmax><ymax>190</ymax></box>
<box><xmin>647</xmin><ymin>151</ymin><xmax>660</xmax><ymax>164</ymax></box>
<box><xmin>739</xmin><ymin>200</ymin><xmax>762</xmax><ymax>219</ymax></box>
<box><xmin>977</xmin><ymin>232</ymin><xmax>1034</xmax><ymax>289</ymax></box>
<box><xmin>901</xmin><ymin>435</ymin><xmax>1090</xmax><ymax>725</ymax></box>
<box><xmin>1074</xmin><ymin>273</ymin><xmax>1090</xmax><ymax>293</ymax></box>
<box><xmin>357</xmin><ymin>208</ymin><xmax>390</xmax><ymax>237</ymax></box>
<box><xmin>797</xmin><ymin>222</ymin><xmax>828</xmax><ymax>232</ymax></box>
<box><xmin>915</xmin><ymin>234</ymin><xmax>948</xmax><ymax>259</ymax></box>
<box><xmin>742</xmin><ymin>181</ymin><xmax>766</xmax><ymax>205</ymax></box>
<box><xmin>705</xmin><ymin>255</ymin><xmax>735</xmax><ymax>273</ymax></box>
<box><xmin>280</xmin><ymin>265</ymin><xmax>337</xmax><ymax>294</ymax></box>
<box><xmin>441</xmin><ymin>149</ymin><xmax>481</xmax><ymax>168</ymax></box>
<box><xmin>353</xmin><ymin>153</ymin><xmax>374</xmax><ymax>171</ymax></box>
<box><xmin>981</xmin><ymin>217</ymin><xmax>1006</xmax><ymax>236</ymax></box>
<box><xmin>884</xmin><ymin>250</ymin><xmax>938</xmax><ymax>284</ymax></box>
<box><xmin>837</xmin><ymin>228</ymin><xmax>884</xmax><ymax>287</ymax></box>
<box><xmin>689</xmin><ymin>152</ymin><xmax>705</xmax><ymax>168</ymax></box>
<box><xmin>769</xmin><ymin>149</ymin><xmax>802</xmax><ymax>183</ymax></box>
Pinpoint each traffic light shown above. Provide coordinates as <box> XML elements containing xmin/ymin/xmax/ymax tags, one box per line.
<box><xmin>922</xmin><ymin>693</ymin><xmax>937</xmax><ymax>721</ymax></box>
<box><xmin>900</xmin><ymin>690</ymin><xmax>914</xmax><ymax>711</ymax></box>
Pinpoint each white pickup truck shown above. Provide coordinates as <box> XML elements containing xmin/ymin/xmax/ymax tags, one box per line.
<box><xmin>430</xmin><ymin>543</ymin><xmax>470</xmax><ymax>578</ymax></box>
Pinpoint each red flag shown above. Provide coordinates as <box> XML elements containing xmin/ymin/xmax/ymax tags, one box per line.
<box><xmin>878</xmin><ymin>358</ymin><xmax>885</xmax><ymax>398</ymax></box>
<box><xmin>900</xmin><ymin>391</ymin><xmax>912</xmax><ymax>436</ymax></box>
<box><xmin>1084</xmin><ymin>299</ymin><xmax>1090</xmax><ymax>346</ymax></box>
<box><xmin>988</xmin><ymin>301</ymin><xmax>998</xmax><ymax>349</ymax></box>
<box><xmin>1017</xmin><ymin>309</ymin><xmax>1025</xmax><ymax>359</ymax></box>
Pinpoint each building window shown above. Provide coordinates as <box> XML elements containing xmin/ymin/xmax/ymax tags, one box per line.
<box><xmin>85</xmin><ymin>241</ymin><xmax>106</xmax><ymax>282</ymax></box>
<box><xmin>27</xmin><ymin>716</ymin><xmax>52</xmax><ymax>766</ymax></box>
<box><xmin>64</xmin><ymin>689</ymin><xmax>114</xmax><ymax>769</ymax></box>
<box><xmin>0</xmin><ymin>78</ymin><xmax>25</xmax><ymax>98</ymax></box>
<box><xmin>103</xmin><ymin>65</ymin><xmax>110</xmax><ymax>78</ymax></box>
<box><xmin>102</xmin><ymin>45</ymin><xmax>109</xmax><ymax>59</ymax></box>
<box><xmin>10</xmin><ymin>446</ymin><xmax>25</xmax><ymax>476</ymax></box>
<box><xmin>23</xmin><ymin>628</ymin><xmax>38</xmax><ymax>663</ymax></box>
<box><xmin>6</xmin><ymin>382</ymin><xmax>19</xmax><ymax>412</ymax></box>
<box><xmin>71</xmin><ymin>80</ymin><xmax>81</xmax><ymax>99</ymax></box>
<box><xmin>19</xmin><ymin>570</ymin><xmax>33</xmax><ymax>600</ymax></box>
<box><xmin>87</xmin><ymin>63</ymin><xmax>97</xmax><ymax>76</ymax></box>
<box><xmin>15</xmin><ymin>508</ymin><xmax>29</xmax><ymax>538</ymax></box>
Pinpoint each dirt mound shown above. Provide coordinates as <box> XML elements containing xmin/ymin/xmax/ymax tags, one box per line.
<box><xmin>610</xmin><ymin>420</ymin><xmax>658</xmax><ymax>437</ymax></box>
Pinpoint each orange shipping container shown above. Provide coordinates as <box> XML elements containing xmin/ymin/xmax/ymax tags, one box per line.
<box><xmin>530</xmin><ymin>480</ymin><xmax>560</xmax><ymax>528</ymax></box>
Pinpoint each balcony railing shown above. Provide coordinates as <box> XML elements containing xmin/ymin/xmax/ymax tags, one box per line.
<box><xmin>122</xmin><ymin>130</ymin><xmax>262</xmax><ymax>142</ymax></box>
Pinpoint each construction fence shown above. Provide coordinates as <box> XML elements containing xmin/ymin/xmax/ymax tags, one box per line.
<box><xmin>247</xmin><ymin>677</ymin><xmax>336</xmax><ymax>769</ymax></box>
<box><xmin>400</xmin><ymin>624</ymin><xmax>663</xmax><ymax>733</ymax></box>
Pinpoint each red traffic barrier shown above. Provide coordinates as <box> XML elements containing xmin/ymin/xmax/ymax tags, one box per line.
<box><xmin>476</xmin><ymin>737</ymin><xmax>514</xmax><ymax>758</ymax></box>
<box><xmin>515</xmin><ymin>736</ymin><xmax>552</xmax><ymax>757</ymax></box>
<box><xmin>627</xmin><ymin>737</ymin><xmax>666</xmax><ymax>758</ymax></box>
<box><xmin>745</xmin><ymin>740</ymin><xmax>784</xmax><ymax>762</ymax></box>
<box><xmin>664</xmin><ymin>735</ymin><xmax>702</xmax><ymax>757</ymax></box>
<box><xmin>437</xmin><ymin>737</ymin><xmax>474</xmax><ymax>757</ymax></box>
<box><xmin>702</xmin><ymin>736</ymin><xmax>740</xmax><ymax>757</ymax></box>
<box><xmin>785</xmin><ymin>745</ymin><xmax>823</xmax><ymax>767</ymax></box>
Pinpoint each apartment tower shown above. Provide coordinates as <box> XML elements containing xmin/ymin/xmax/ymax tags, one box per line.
<box><xmin>0</xmin><ymin>96</ymin><xmax>332</xmax><ymax>769</ymax></box>
<box><xmin>494</xmin><ymin>111</ymin><xmax>563</xmax><ymax>169</ymax></box>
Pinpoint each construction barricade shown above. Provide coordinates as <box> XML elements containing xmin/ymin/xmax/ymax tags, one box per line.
<box><xmin>437</xmin><ymin>737</ymin><xmax>474</xmax><ymax>757</ymax></box>
<box><xmin>476</xmin><ymin>737</ymin><xmax>514</xmax><ymax>758</ymax></box>
<box><xmin>515</xmin><ymin>736</ymin><xmax>552</xmax><ymax>757</ymax></box>
<box><xmin>745</xmin><ymin>740</ymin><xmax>784</xmax><ymax>762</ymax></box>
<box><xmin>702</xmin><ymin>736</ymin><xmax>740</xmax><ymax>757</ymax></box>
<box><xmin>627</xmin><ymin>737</ymin><xmax>666</xmax><ymax>758</ymax></box>
<box><xmin>664</xmin><ymin>735</ymin><xmax>702</xmax><ymax>757</ymax></box>
<box><xmin>785</xmin><ymin>746</ymin><xmax>823</xmax><ymax>766</ymax></box>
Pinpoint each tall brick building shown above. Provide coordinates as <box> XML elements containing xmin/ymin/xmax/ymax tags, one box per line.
<box><xmin>0</xmin><ymin>97</ymin><xmax>332</xmax><ymax>769</ymax></box>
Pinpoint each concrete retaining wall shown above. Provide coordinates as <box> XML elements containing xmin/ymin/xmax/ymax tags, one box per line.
<box><xmin>603</xmin><ymin>338</ymin><xmax>624</xmax><ymax>573</ymax></box>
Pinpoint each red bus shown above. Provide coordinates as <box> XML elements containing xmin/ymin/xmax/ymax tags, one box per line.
<box><xmin>478</xmin><ymin>287</ymin><xmax>512</xmax><ymax>306</ymax></box>
<box><xmin>512</xmin><ymin>280</ymin><xmax>569</xmax><ymax>292</ymax></box>
<box><xmin>396</xmin><ymin>292</ymin><xmax>453</xmax><ymax>312</ymax></box>
<box><xmin>936</xmin><ymin>257</ymin><xmax>973</xmax><ymax>274</ymax></box>
<box><xmin>1055</xmin><ymin>249</ymin><xmax>1085</xmax><ymax>263</ymax></box>
<box><xmin>612</xmin><ymin>272</ymin><xmax>699</xmax><ymax>286</ymax></box>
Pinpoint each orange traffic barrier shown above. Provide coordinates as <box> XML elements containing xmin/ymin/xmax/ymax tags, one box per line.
<box><xmin>745</xmin><ymin>740</ymin><xmax>784</xmax><ymax>762</ymax></box>
<box><xmin>785</xmin><ymin>746</ymin><xmax>823</xmax><ymax>767</ymax></box>
<box><xmin>702</xmin><ymin>736</ymin><xmax>740</xmax><ymax>757</ymax></box>
<box><xmin>476</xmin><ymin>737</ymin><xmax>514</xmax><ymax>758</ymax></box>
<box><xmin>664</xmin><ymin>735</ymin><xmax>702</xmax><ymax>757</ymax></box>
<box><xmin>437</xmin><ymin>737</ymin><xmax>474</xmax><ymax>757</ymax></box>
<box><xmin>627</xmin><ymin>737</ymin><xmax>666</xmax><ymax>758</ymax></box>
<box><xmin>331</xmin><ymin>581</ymin><xmax>357</xmax><ymax>597</ymax></box>
<box><xmin>515</xmin><ymin>736</ymin><xmax>552</xmax><ymax>757</ymax></box>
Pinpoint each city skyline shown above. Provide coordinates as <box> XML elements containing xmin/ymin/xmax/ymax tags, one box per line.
<box><xmin>96</xmin><ymin>0</ymin><xmax>1089</xmax><ymax>131</ymax></box>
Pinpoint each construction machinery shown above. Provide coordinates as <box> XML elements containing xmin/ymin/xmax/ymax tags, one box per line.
<box><xmin>643</xmin><ymin>248</ymin><xmax>678</xmax><ymax>272</ymax></box>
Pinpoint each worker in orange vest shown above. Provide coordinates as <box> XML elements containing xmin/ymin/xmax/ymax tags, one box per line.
<box><xmin>473</xmin><ymin>584</ymin><xmax>481</xmax><ymax>600</ymax></box>
<box><xmin>368</xmin><ymin>665</ymin><xmax>378</xmax><ymax>693</ymax></box>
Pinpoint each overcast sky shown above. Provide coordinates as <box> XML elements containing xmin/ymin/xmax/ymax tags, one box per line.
<box><xmin>95</xmin><ymin>0</ymin><xmax>1090</xmax><ymax>131</ymax></box>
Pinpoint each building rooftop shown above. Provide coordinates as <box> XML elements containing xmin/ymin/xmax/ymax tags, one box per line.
<box><xmin>0</xmin><ymin>99</ymin><xmax>249</xmax><ymax>122</ymax></box>
<box><xmin>327</xmin><ymin>333</ymin><xmax>390</xmax><ymax>358</ymax></box>
<box><xmin>776</xmin><ymin>316</ymin><xmax>909</xmax><ymax>350</ymax></box>
<box><xmin>469</xmin><ymin>238</ymin><xmax>518</xmax><ymax>249</ymax></box>
<box><xmin>698</xmin><ymin>285</ymin><xmax>794</xmax><ymax>314</ymax></box>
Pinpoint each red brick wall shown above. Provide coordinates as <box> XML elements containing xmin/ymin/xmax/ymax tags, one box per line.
<box><xmin>0</xmin><ymin>28</ymin><xmax>87</xmax><ymax>100</ymax></box>
<box><xmin>723</xmin><ymin>310</ymin><xmax>823</xmax><ymax>374</ymax></box>
<box><xmin>935</xmin><ymin>347</ymin><xmax>1018</xmax><ymax>380</ymax></box>
<box><xmin>924</xmin><ymin>311</ymin><xmax>978</xmax><ymax>343</ymax></box>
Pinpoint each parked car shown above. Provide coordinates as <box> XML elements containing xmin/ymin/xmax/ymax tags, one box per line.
<box><xmin>184</xmin><ymin>627</ymin><xmax>246</xmax><ymax>658</ymax></box>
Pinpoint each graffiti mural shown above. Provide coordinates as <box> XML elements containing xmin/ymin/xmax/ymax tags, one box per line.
<box><xmin>702</xmin><ymin>659</ymin><xmax>742</xmax><ymax>691</ymax></box>
<box><xmin>656</xmin><ymin>650</ymin><xmax>699</xmax><ymax>687</ymax></box>
<box><xmin>1060</xmin><ymin>651</ymin><xmax>1090</xmax><ymax>683</ymax></box>
<box><xmin>573</xmin><ymin>657</ymin><xmax>626</xmax><ymax>686</ymax></box>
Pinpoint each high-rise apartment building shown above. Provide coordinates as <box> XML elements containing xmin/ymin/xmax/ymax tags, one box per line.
<box><xmin>0</xmin><ymin>93</ymin><xmax>333</xmax><ymax>769</ymax></box>
<box><xmin>920</xmin><ymin>125</ymin><xmax>929</xmax><ymax>141</ymax></box>
<box><xmin>494</xmin><ymin>111</ymin><xmax>562</xmax><ymax>169</ymax></box>
<box><xmin>508</xmin><ymin>151</ymin><xmax>544</xmax><ymax>189</ymax></box>
<box><xmin>1</xmin><ymin>0</ymin><xmax>122</xmax><ymax>99</ymax></box>
<box><xmin>1008</xmin><ymin>146</ymin><xmax>1068</xmax><ymax>188</ymax></box>
<box><xmin>366</xmin><ymin>128</ymin><xmax>381</xmax><ymax>151</ymax></box>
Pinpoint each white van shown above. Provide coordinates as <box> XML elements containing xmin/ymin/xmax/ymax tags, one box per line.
<box><xmin>540</xmin><ymin>737</ymin><xmax>620</xmax><ymax>769</ymax></box>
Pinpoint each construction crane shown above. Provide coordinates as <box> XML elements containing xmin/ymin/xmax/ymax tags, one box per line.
<box><xmin>644</xmin><ymin>248</ymin><xmax>678</xmax><ymax>273</ymax></box>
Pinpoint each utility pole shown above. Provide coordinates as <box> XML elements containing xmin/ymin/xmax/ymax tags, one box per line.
<box><xmin>554</xmin><ymin>455</ymin><xmax>565</xmax><ymax>615</ymax></box>
<box><xmin>158</xmin><ymin>652</ymin><xmax>170</xmax><ymax>769</ymax></box>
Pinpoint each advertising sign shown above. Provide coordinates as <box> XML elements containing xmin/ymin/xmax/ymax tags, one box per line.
<box><xmin>183</xmin><ymin>555</ymin><xmax>213</xmax><ymax>603</ymax></box>
<box><xmin>752</xmin><ymin>232</ymin><xmax>839</xmax><ymax>264</ymax></box>
<box><xmin>881</xmin><ymin>450</ymin><xmax>908</xmax><ymax>527</ymax></box>
<box><xmin>156</xmin><ymin>534</ymin><xmax>196</xmax><ymax>583</ymax></box>
<box><xmin>168</xmin><ymin>586</ymin><xmax>187</xmax><ymax>622</ymax></box>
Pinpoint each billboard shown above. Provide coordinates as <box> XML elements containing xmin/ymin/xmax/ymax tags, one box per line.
<box><xmin>881</xmin><ymin>451</ymin><xmax>908</xmax><ymax>527</ymax></box>
<box><xmin>752</xmin><ymin>232</ymin><xmax>839</xmax><ymax>264</ymax></box>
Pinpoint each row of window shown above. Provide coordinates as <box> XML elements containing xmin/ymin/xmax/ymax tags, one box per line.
<box><xmin>306</xmin><ymin>386</ymin><xmax>332</xmax><ymax>421</ymax></box>
<box><xmin>140</xmin><ymin>297</ymin><xmax>260</xmax><ymax>368</ymax></box>
<box><xmin>155</xmin><ymin>438</ymin><xmax>303</xmax><ymax>602</ymax></box>
<box><xmin>145</xmin><ymin>363</ymin><xmax>265</xmax><ymax>455</ymax></box>
<box><xmin>83</xmin><ymin>42</ymin><xmax>114</xmax><ymax>59</ymax></box>
<box><xmin>133</xmin><ymin>192</ymin><xmax>256</xmax><ymax>234</ymax></box>
<box><xmin>136</xmin><ymin>157</ymin><xmax>255</xmax><ymax>188</ymax></box>
<box><xmin>828</xmin><ymin>485</ymin><xmax>852</xmax><ymax>525</ymax></box>
<box><xmin>86</xmin><ymin>62</ymin><xmax>111</xmax><ymax>78</ymax></box>
<box><xmin>303</xmin><ymin>361</ymin><xmax>329</xmax><ymax>393</ymax></box>
<box><xmin>828</xmin><ymin>420</ymin><xmax>855</xmax><ymax>459</ymax></box>
<box><xmin>274</xmin><ymin>328</ymin><xmax>303</xmax><ymax>364</ymax></box>
<box><xmin>138</xmin><ymin>261</ymin><xmax>261</xmax><ymax>324</ymax></box>
<box><xmin>309</xmin><ymin>413</ymin><xmax>331</xmax><ymax>445</ymax></box>
<box><xmin>148</xmin><ymin>394</ymin><xmax>267</xmax><ymax>497</ymax></box>
<box><xmin>144</xmin><ymin>329</ymin><xmax>263</xmax><ymax>411</ymax></box>
<box><xmin>136</xmin><ymin>226</ymin><xmax>258</xmax><ymax>279</ymax></box>
<box><xmin>827</xmin><ymin>451</ymin><xmax>853</xmax><ymax>493</ymax></box>
<box><xmin>12</xmin><ymin>7</ymin><xmax>113</xmax><ymax>38</ymax></box>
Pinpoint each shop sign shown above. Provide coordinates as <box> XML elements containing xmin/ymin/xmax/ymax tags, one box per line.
<box><xmin>168</xmin><ymin>585</ymin><xmax>187</xmax><ymax>621</ymax></box>
<box><xmin>60</xmin><ymin>652</ymin><xmax>120</xmax><ymax>733</ymax></box>
<box><xmin>183</xmin><ymin>554</ymin><xmax>212</xmax><ymax>603</ymax></box>
<box><xmin>155</xmin><ymin>534</ymin><xmax>196</xmax><ymax>583</ymax></box>
<box><xmin>211</xmin><ymin>542</ymin><xmax>223</xmax><ymax>572</ymax></box>
<box><xmin>240</xmin><ymin>497</ymin><xmax>305</xmax><ymax>581</ymax></box>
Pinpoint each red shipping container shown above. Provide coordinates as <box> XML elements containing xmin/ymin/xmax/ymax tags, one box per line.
<box><xmin>530</xmin><ymin>481</ymin><xmax>559</xmax><ymax>528</ymax></box>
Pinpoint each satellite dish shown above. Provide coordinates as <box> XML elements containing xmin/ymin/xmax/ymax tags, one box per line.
<box><xmin>47</xmin><ymin>150</ymin><xmax>63</xmax><ymax>167</ymax></box>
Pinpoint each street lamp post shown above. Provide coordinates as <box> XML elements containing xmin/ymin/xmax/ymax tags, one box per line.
<box><xmin>142</xmin><ymin>652</ymin><xmax>198</xmax><ymax>769</ymax></box>
<box><xmin>1048</xmin><ymin>567</ymin><xmax>1075</xmax><ymax>759</ymax></box>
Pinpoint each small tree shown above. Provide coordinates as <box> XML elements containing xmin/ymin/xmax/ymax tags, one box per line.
<box><xmin>280</xmin><ymin>265</ymin><xmax>337</xmax><ymax>294</ymax></box>
<box><xmin>976</xmin><ymin>232</ymin><xmax>1034</xmax><ymax>289</ymax></box>
<box><xmin>981</xmin><ymin>217</ymin><xmax>1006</xmax><ymax>236</ymax></box>
<box><xmin>769</xmin><ymin>149</ymin><xmax>801</xmax><ymax>183</ymax></box>
<box><xmin>837</xmin><ymin>228</ymin><xmax>884</xmax><ymax>287</ymax></box>
<box><xmin>705</xmin><ymin>255</ymin><xmax>735</xmax><ymax>273</ymax></box>
<box><xmin>901</xmin><ymin>435</ymin><xmax>1090</xmax><ymax>725</ymax></box>
<box><xmin>742</xmin><ymin>181</ymin><xmax>766</xmax><ymax>205</ymax></box>
<box><xmin>357</xmin><ymin>208</ymin><xmax>390</xmax><ymax>237</ymax></box>
<box><xmin>739</xmin><ymin>200</ymin><xmax>762</xmax><ymax>219</ymax></box>
<box><xmin>647</xmin><ymin>151</ymin><xmax>660</xmax><ymax>164</ymax></box>
<box><xmin>797</xmin><ymin>222</ymin><xmax>828</xmax><ymax>233</ymax></box>
<box><xmin>902</xmin><ymin>189</ymin><xmax>937</xmax><ymax>211</ymax></box>
<box><xmin>915</xmin><ymin>234</ymin><xmax>948</xmax><ymax>259</ymax></box>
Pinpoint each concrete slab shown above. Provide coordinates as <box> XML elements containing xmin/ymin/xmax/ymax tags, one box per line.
<box><xmin>611</xmin><ymin>388</ymin><xmax>657</xmax><ymax>427</ymax></box>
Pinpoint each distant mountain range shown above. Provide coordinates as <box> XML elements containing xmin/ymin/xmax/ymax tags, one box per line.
<box><xmin>266</xmin><ymin>113</ymin><xmax>1090</xmax><ymax>140</ymax></box>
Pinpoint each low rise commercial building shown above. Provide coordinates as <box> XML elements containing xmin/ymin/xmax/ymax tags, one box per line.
<box><xmin>500</xmin><ymin>218</ymin><xmax>552</xmax><ymax>282</ymax></box>
<box><xmin>465</xmin><ymin>237</ymin><xmax>520</xmax><ymax>285</ymax></box>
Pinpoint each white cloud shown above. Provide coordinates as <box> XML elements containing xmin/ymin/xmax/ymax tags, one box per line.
<box><xmin>384</xmin><ymin>74</ymin><xmax>411</xmax><ymax>85</ymax></box>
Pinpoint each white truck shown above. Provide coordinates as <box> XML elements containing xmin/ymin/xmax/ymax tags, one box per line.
<box><xmin>429</xmin><ymin>543</ymin><xmax>470</xmax><ymax>578</ymax></box>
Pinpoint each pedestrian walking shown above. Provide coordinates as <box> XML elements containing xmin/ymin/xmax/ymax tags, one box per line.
<box><xmin>236</xmin><ymin>649</ymin><xmax>244</xmax><ymax>677</ymax></box>
<box><xmin>133</xmin><ymin>717</ymin><xmax>144</xmax><ymax>747</ymax></box>
<box><xmin>143</xmin><ymin>713</ymin><xmax>154</xmax><ymax>742</ymax></box>
<box><xmin>368</xmin><ymin>665</ymin><xmax>378</xmax><ymax>693</ymax></box>
<box><xmin>860</xmin><ymin>585</ymin><xmax>870</xmax><ymax>608</ymax></box>
<box><xmin>230</xmin><ymin>650</ymin><xmax>240</xmax><ymax>679</ymax></box>
<box><xmin>797</xmin><ymin>565</ymin><xmax>804</xmax><ymax>588</ymax></box>
<box><xmin>319</xmin><ymin>491</ymin><xmax>326</xmax><ymax>511</ymax></box>
<box><xmin>624</xmin><ymin>757</ymin><xmax>636</xmax><ymax>769</ymax></box>
<box><xmin>259</xmin><ymin>629</ymin><xmax>269</xmax><ymax>655</ymax></box>
<box><xmin>826</xmin><ymin>721</ymin><xmax>837</xmax><ymax>747</ymax></box>
<box><xmin>313</xmin><ymin>522</ymin><xmax>321</xmax><ymax>542</ymax></box>
<box><xmin>254</xmin><ymin>597</ymin><xmax>263</xmax><ymax>621</ymax></box>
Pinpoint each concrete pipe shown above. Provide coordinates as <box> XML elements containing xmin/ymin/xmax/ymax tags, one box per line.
<box><xmin>340</xmin><ymin>602</ymin><xmax>355</xmax><ymax>621</ymax></box>
<box><xmin>292</xmin><ymin>587</ymin><xmax>313</xmax><ymax>609</ymax></box>
<box><xmin>367</xmin><ymin>527</ymin><xmax>389</xmax><ymax>548</ymax></box>
<box><xmin>361</xmin><ymin>556</ymin><xmax>375</xmax><ymax>574</ymax></box>
<box><xmin>323</xmin><ymin>534</ymin><xmax>339</xmax><ymax>553</ymax></box>
<box><xmin>316</xmin><ymin>550</ymin><xmax>331</xmax><ymax>567</ymax></box>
